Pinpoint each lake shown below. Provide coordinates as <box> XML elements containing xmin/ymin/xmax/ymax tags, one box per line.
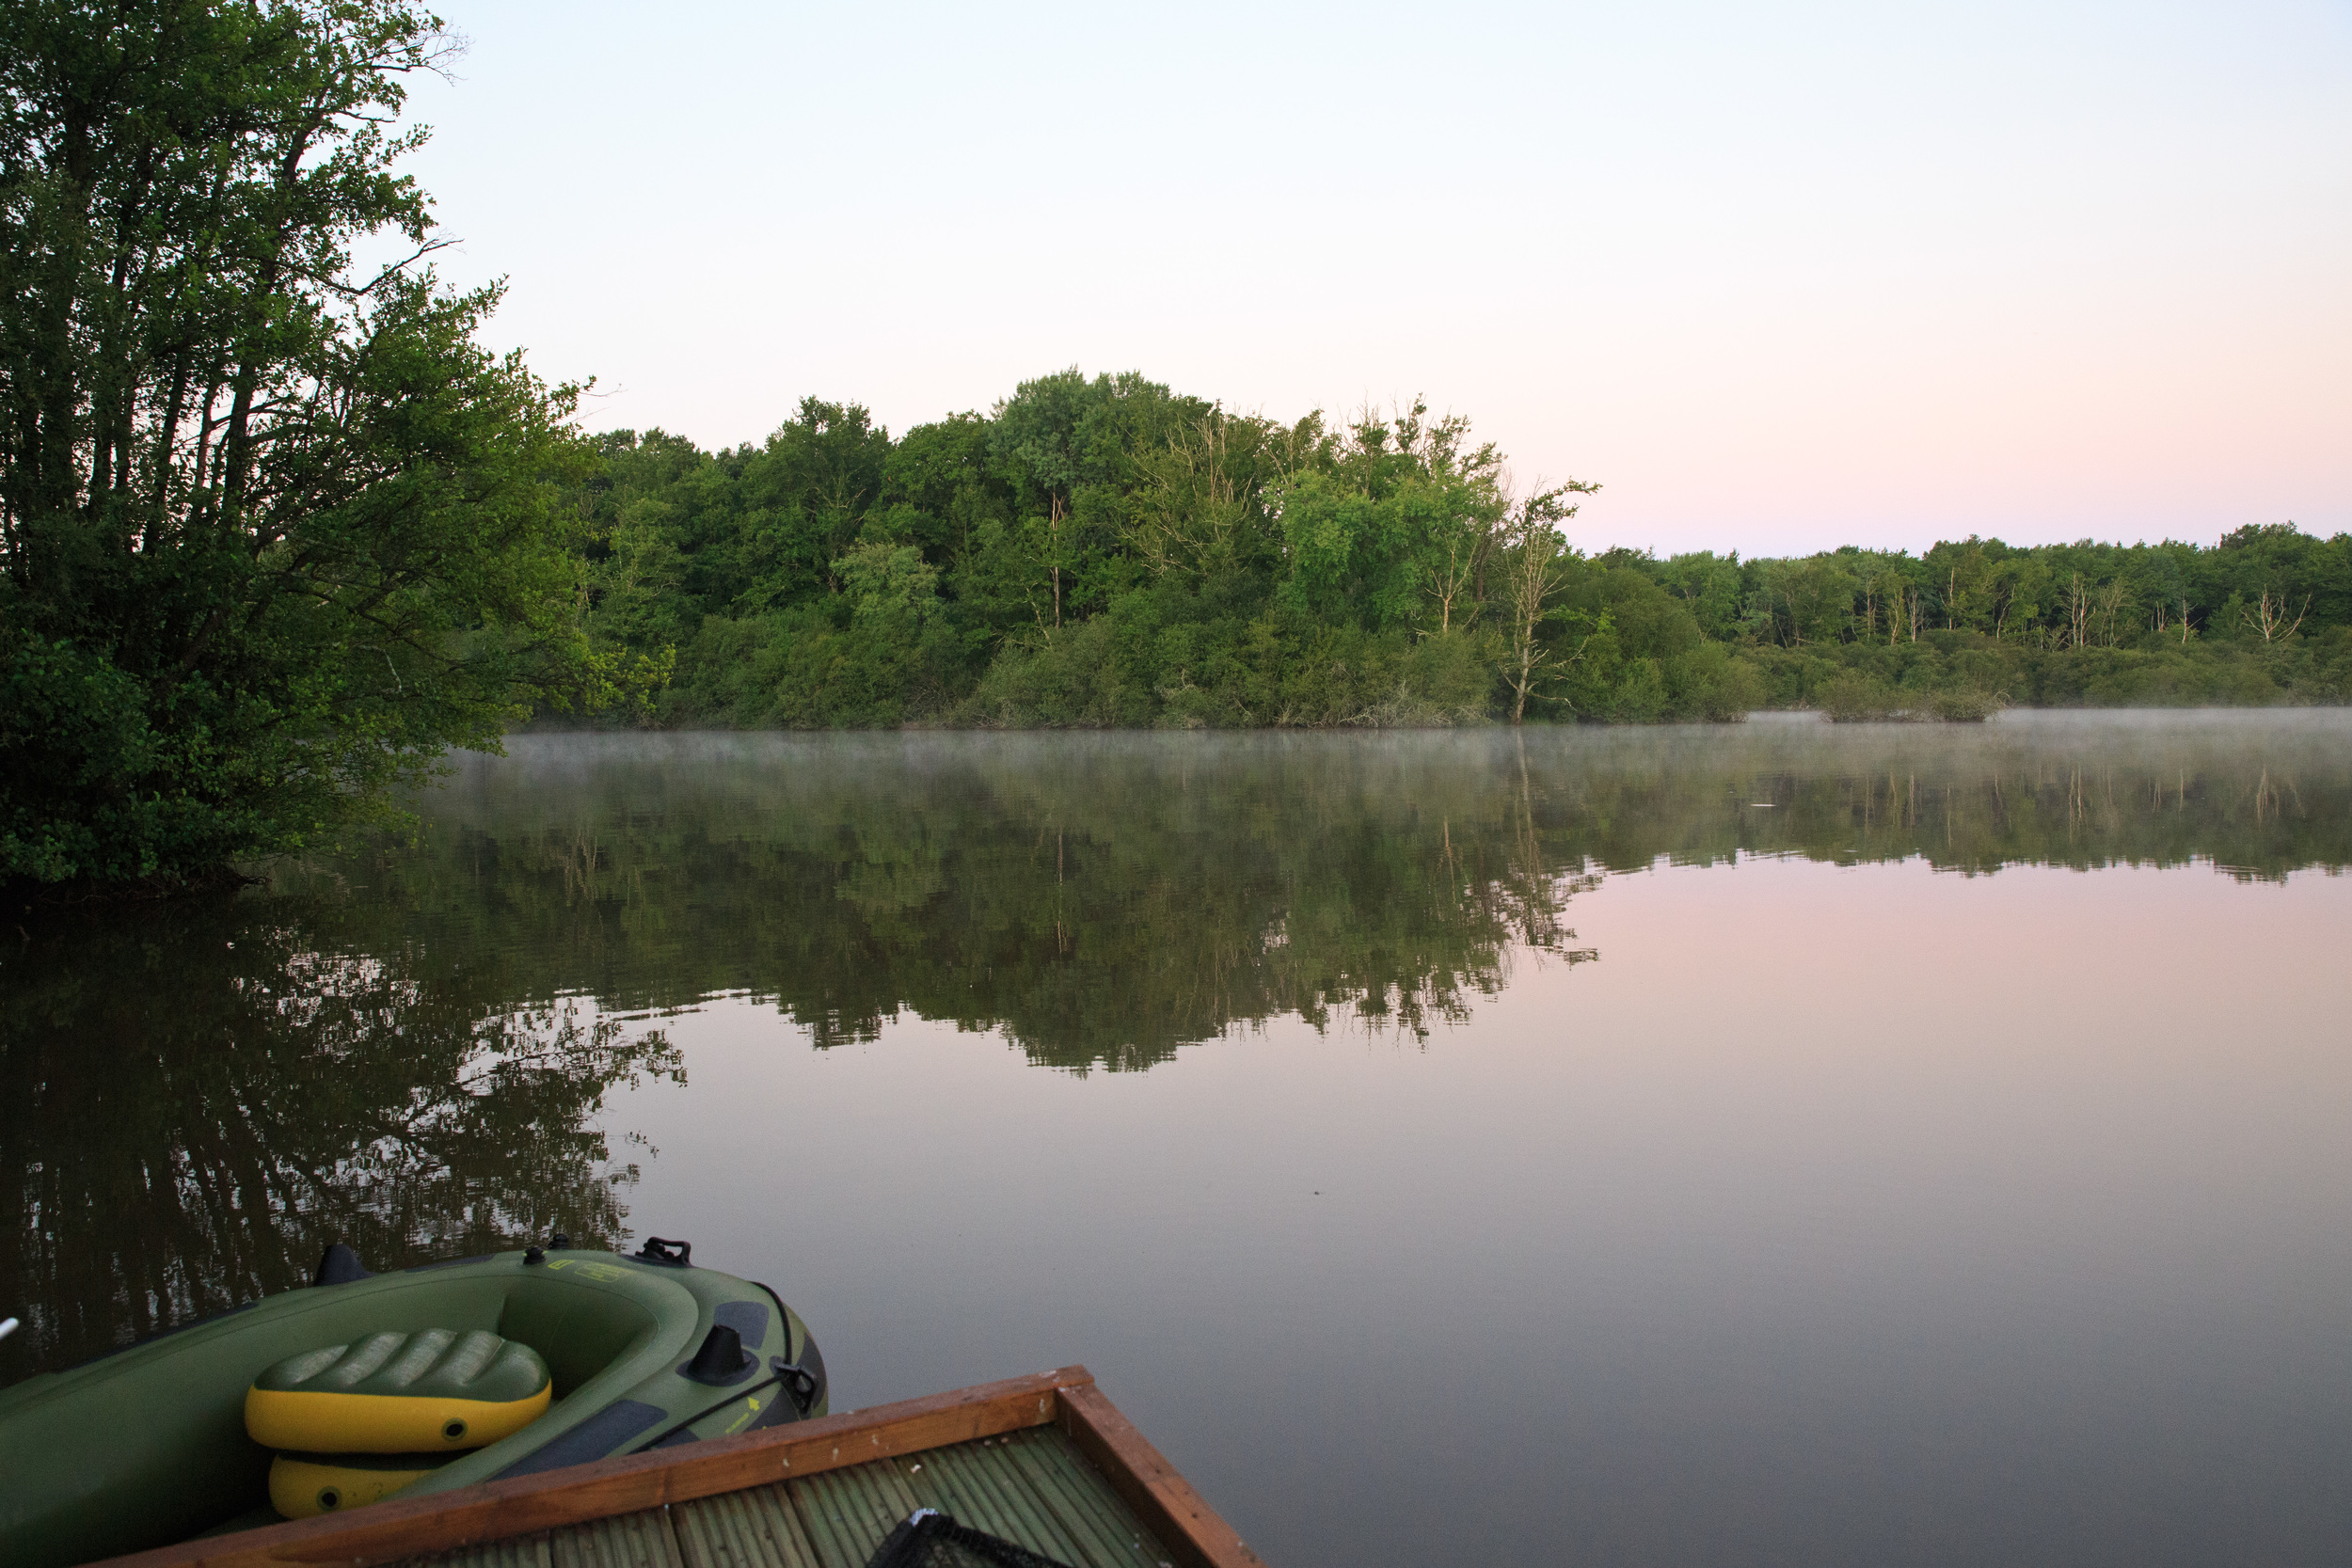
<box><xmin>6</xmin><ymin>710</ymin><xmax>2350</xmax><ymax>1566</ymax></box>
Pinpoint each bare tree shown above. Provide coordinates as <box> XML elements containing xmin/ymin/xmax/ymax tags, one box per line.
<box><xmin>1128</xmin><ymin>412</ymin><xmax>1280</xmax><ymax>580</ymax></box>
<box><xmin>1498</xmin><ymin>478</ymin><xmax>1603</xmax><ymax>724</ymax></box>
<box><xmin>2242</xmin><ymin>586</ymin><xmax>2310</xmax><ymax>643</ymax></box>
<box><xmin>1425</xmin><ymin>507</ymin><xmax>1497</xmax><ymax>633</ymax></box>
<box><xmin>2063</xmin><ymin>573</ymin><xmax>2091</xmax><ymax>648</ymax></box>
<box><xmin>2095</xmin><ymin>578</ymin><xmax>2134</xmax><ymax>647</ymax></box>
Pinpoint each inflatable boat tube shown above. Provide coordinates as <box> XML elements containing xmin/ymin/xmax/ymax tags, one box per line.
<box><xmin>0</xmin><ymin>1240</ymin><xmax>828</xmax><ymax>1568</ymax></box>
<box><xmin>268</xmin><ymin>1451</ymin><xmax>455</xmax><ymax>1519</ymax></box>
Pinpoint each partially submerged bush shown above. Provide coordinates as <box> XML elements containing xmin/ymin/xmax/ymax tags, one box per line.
<box><xmin>1818</xmin><ymin>669</ymin><xmax>2007</xmax><ymax>722</ymax></box>
<box><xmin>1928</xmin><ymin>688</ymin><xmax>2007</xmax><ymax>721</ymax></box>
<box><xmin>1818</xmin><ymin>670</ymin><xmax>1902</xmax><ymax>721</ymax></box>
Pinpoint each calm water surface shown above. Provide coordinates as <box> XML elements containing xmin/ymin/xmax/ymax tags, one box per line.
<box><xmin>7</xmin><ymin>712</ymin><xmax>2351</xmax><ymax>1566</ymax></box>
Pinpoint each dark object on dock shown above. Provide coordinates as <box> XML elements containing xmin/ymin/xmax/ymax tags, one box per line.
<box><xmin>868</xmin><ymin>1506</ymin><xmax>1076</xmax><ymax>1568</ymax></box>
<box><xmin>84</xmin><ymin>1367</ymin><xmax>1262</xmax><ymax>1568</ymax></box>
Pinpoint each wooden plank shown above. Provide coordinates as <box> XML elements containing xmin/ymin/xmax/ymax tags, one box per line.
<box><xmin>671</xmin><ymin>1485</ymin><xmax>822</xmax><ymax>1568</ymax></box>
<box><xmin>91</xmin><ymin>1370</ymin><xmax>1091</xmax><ymax>1568</ymax></box>
<box><xmin>781</xmin><ymin>1463</ymin><xmax>920</xmax><ymax>1568</ymax></box>
<box><xmin>407</xmin><ymin>1536</ymin><xmax>554</xmax><ymax>1568</ymax></box>
<box><xmin>1053</xmin><ymin>1385</ymin><xmax>1263</xmax><ymax>1568</ymax></box>
<box><xmin>548</xmin><ymin>1511</ymin><xmax>682</xmax><ymax>1568</ymax></box>
<box><xmin>901</xmin><ymin>1441</ymin><xmax>1088</xmax><ymax>1567</ymax></box>
<box><xmin>997</xmin><ymin>1429</ymin><xmax>1169</xmax><ymax>1568</ymax></box>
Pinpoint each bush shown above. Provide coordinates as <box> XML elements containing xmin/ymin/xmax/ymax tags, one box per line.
<box><xmin>1814</xmin><ymin>665</ymin><xmax>2005</xmax><ymax>721</ymax></box>
<box><xmin>1818</xmin><ymin>668</ymin><xmax>1900</xmax><ymax>721</ymax></box>
<box><xmin>963</xmin><ymin>612</ymin><xmax>1498</xmax><ymax>728</ymax></box>
<box><xmin>1666</xmin><ymin>642</ymin><xmax>1764</xmax><ymax>720</ymax></box>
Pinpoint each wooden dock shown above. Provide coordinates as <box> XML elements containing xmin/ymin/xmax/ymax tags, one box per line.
<box><xmin>92</xmin><ymin>1369</ymin><xmax>1262</xmax><ymax>1568</ymax></box>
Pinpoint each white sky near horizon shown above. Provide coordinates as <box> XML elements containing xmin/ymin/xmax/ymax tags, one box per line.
<box><xmin>389</xmin><ymin>0</ymin><xmax>2352</xmax><ymax>559</ymax></box>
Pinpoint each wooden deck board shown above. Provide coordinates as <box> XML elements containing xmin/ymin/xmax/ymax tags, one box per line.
<box><xmin>910</xmin><ymin>1438</ymin><xmax>1089</xmax><ymax>1565</ymax></box>
<box><xmin>785</xmin><ymin>1461</ymin><xmax>918</xmax><ymax>1568</ymax></box>
<box><xmin>906</xmin><ymin>1444</ymin><xmax>1036</xmax><ymax>1557</ymax></box>
<box><xmin>1000</xmin><ymin>1429</ymin><xmax>1170</xmax><ymax>1568</ymax></box>
<box><xmin>1054</xmin><ymin>1384</ymin><xmax>1262</xmax><ymax>1568</ymax></box>
<box><xmin>392</xmin><ymin>1431</ymin><xmax>1182</xmax><ymax>1568</ymax></box>
<box><xmin>406</xmin><ymin>1537</ymin><xmax>556</xmax><ymax>1568</ymax></box>
<box><xmin>89</xmin><ymin>1370</ymin><xmax>1249</xmax><ymax>1568</ymax></box>
<box><xmin>672</xmin><ymin>1485</ymin><xmax>822</xmax><ymax>1568</ymax></box>
<box><xmin>548</xmin><ymin>1513</ymin><xmax>683</xmax><ymax>1568</ymax></box>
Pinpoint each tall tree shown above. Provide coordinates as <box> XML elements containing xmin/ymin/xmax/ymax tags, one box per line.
<box><xmin>1</xmin><ymin>0</ymin><xmax>597</xmax><ymax>892</ymax></box>
<box><xmin>1274</xmin><ymin>401</ymin><xmax>1510</xmax><ymax>634</ymax></box>
<box><xmin>1124</xmin><ymin>408</ymin><xmax>1309</xmax><ymax>584</ymax></box>
<box><xmin>989</xmin><ymin>369</ymin><xmax>1105</xmax><ymax>632</ymax></box>
<box><xmin>1498</xmin><ymin>478</ymin><xmax>1602</xmax><ymax>722</ymax></box>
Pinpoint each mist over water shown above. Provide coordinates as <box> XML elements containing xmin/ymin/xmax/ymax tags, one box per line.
<box><xmin>5</xmin><ymin>711</ymin><xmax>2349</xmax><ymax>1566</ymax></box>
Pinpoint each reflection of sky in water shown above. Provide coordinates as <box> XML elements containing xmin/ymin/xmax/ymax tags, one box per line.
<box><xmin>617</xmin><ymin>856</ymin><xmax>2352</xmax><ymax>1568</ymax></box>
<box><xmin>7</xmin><ymin>713</ymin><xmax>2351</xmax><ymax>1566</ymax></box>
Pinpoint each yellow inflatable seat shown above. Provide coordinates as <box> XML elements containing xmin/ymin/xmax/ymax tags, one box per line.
<box><xmin>246</xmin><ymin>1329</ymin><xmax>551</xmax><ymax>1453</ymax></box>
<box><xmin>268</xmin><ymin>1451</ymin><xmax>453</xmax><ymax>1519</ymax></box>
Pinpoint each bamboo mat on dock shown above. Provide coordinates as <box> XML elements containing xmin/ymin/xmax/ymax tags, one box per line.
<box><xmin>401</xmin><ymin>1426</ymin><xmax>1177</xmax><ymax>1568</ymax></box>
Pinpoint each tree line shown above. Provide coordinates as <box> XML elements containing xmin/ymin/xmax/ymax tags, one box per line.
<box><xmin>573</xmin><ymin>381</ymin><xmax>2352</xmax><ymax>731</ymax></box>
<box><xmin>6</xmin><ymin>0</ymin><xmax>2345</xmax><ymax>898</ymax></box>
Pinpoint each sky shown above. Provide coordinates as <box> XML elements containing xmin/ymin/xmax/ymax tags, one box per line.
<box><xmin>387</xmin><ymin>0</ymin><xmax>2352</xmax><ymax>558</ymax></box>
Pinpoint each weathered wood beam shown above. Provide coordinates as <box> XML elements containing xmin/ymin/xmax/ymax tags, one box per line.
<box><xmin>1054</xmin><ymin>1382</ymin><xmax>1263</xmax><ymax>1568</ymax></box>
<box><xmin>92</xmin><ymin>1370</ymin><xmax>1092</xmax><ymax>1568</ymax></box>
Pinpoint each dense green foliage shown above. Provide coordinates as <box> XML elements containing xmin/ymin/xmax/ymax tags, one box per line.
<box><xmin>572</xmin><ymin>379</ymin><xmax>2352</xmax><ymax>731</ymax></box>
<box><xmin>573</xmin><ymin>383</ymin><xmax>1677</xmax><ymax>731</ymax></box>
<box><xmin>0</xmin><ymin>0</ymin><xmax>600</xmax><ymax>894</ymax></box>
<box><xmin>8</xmin><ymin>7</ymin><xmax>2345</xmax><ymax>898</ymax></box>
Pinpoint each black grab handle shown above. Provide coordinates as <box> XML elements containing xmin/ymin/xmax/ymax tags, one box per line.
<box><xmin>637</xmin><ymin>1236</ymin><xmax>691</xmax><ymax>1267</ymax></box>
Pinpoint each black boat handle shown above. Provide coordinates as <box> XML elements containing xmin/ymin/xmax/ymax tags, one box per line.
<box><xmin>773</xmin><ymin>1357</ymin><xmax>819</xmax><ymax>1414</ymax></box>
<box><xmin>637</xmin><ymin>1237</ymin><xmax>691</xmax><ymax>1266</ymax></box>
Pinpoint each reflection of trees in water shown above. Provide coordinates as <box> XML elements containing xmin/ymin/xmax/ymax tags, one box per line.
<box><xmin>0</xmin><ymin>897</ymin><xmax>677</xmax><ymax>1381</ymax></box>
<box><xmin>327</xmin><ymin>736</ymin><xmax>1607</xmax><ymax>1069</ymax></box>
<box><xmin>278</xmin><ymin>721</ymin><xmax>2348</xmax><ymax>1079</ymax></box>
<box><xmin>1536</xmin><ymin>720</ymin><xmax>2352</xmax><ymax>880</ymax></box>
<box><xmin>10</xmin><ymin>719</ymin><xmax>2343</xmax><ymax>1378</ymax></box>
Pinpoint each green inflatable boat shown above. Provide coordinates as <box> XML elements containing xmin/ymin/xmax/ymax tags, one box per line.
<box><xmin>0</xmin><ymin>1237</ymin><xmax>827</xmax><ymax>1568</ymax></box>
